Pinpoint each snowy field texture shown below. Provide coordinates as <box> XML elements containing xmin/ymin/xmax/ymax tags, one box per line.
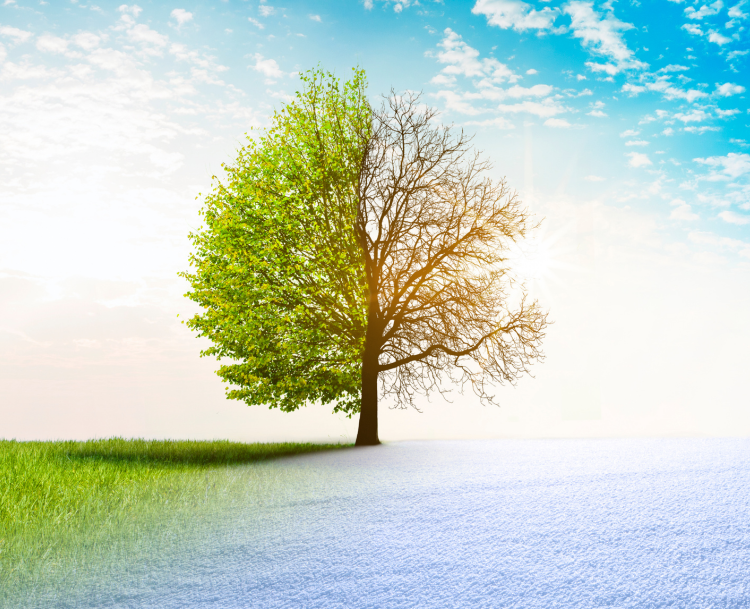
<box><xmin>9</xmin><ymin>438</ymin><xmax>750</xmax><ymax>608</ymax></box>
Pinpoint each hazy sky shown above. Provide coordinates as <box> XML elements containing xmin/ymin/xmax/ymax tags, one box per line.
<box><xmin>1</xmin><ymin>0</ymin><xmax>749</xmax><ymax>442</ymax></box>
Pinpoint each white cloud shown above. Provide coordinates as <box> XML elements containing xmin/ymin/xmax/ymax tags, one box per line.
<box><xmin>684</xmin><ymin>126</ymin><xmax>720</xmax><ymax>133</ymax></box>
<box><xmin>715</xmin><ymin>82</ymin><xmax>745</xmax><ymax>96</ymax></box>
<box><xmin>719</xmin><ymin>210</ymin><xmax>750</xmax><ymax>224</ymax></box>
<box><xmin>694</xmin><ymin>153</ymin><xmax>750</xmax><ymax>180</ymax></box>
<box><xmin>526</xmin><ymin>68</ymin><xmax>538</xmax><ymax>75</ymax></box>
<box><xmin>118</xmin><ymin>4</ymin><xmax>142</xmax><ymax>17</ymax></box>
<box><xmin>623</xmin><ymin>79</ymin><xmax>706</xmax><ymax>103</ymax></box>
<box><xmin>127</xmin><ymin>24</ymin><xmax>169</xmax><ymax>50</ymax></box>
<box><xmin>708</xmin><ymin>30</ymin><xmax>731</xmax><ymax>44</ymax></box>
<box><xmin>0</xmin><ymin>26</ymin><xmax>33</xmax><ymax>45</ymax></box>
<box><xmin>681</xmin><ymin>23</ymin><xmax>704</xmax><ymax>35</ymax></box>
<box><xmin>673</xmin><ymin>109</ymin><xmax>710</xmax><ymax>123</ymax></box>
<box><xmin>503</xmin><ymin>84</ymin><xmax>554</xmax><ymax>98</ymax></box>
<box><xmin>472</xmin><ymin>0</ymin><xmax>559</xmax><ymax>32</ymax></box>
<box><xmin>658</xmin><ymin>64</ymin><xmax>690</xmax><ymax>72</ymax></box>
<box><xmin>435</xmin><ymin>90</ymin><xmax>485</xmax><ymax>115</ymax></box>
<box><xmin>728</xmin><ymin>0</ymin><xmax>748</xmax><ymax>18</ymax></box>
<box><xmin>248</xmin><ymin>17</ymin><xmax>265</xmax><ymax>29</ymax></box>
<box><xmin>716</xmin><ymin>108</ymin><xmax>741</xmax><ymax>117</ymax></box>
<box><xmin>670</xmin><ymin>199</ymin><xmax>699</xmax><ymax>221</ymax></box>
<box><xmin>625</xmin><ymin>140</ymin><xmax>649</xmax><ymax>146</ymax></box>
<box><xmin>620</xmin><ymin>129</ymin><xmax>640</xmax><ymax>137</ymax></box>
<box><xmin>622</xmin><ymin>83</ymin><xmax>646</xmax><ymax>95</ymax></box>
<box><xmin>250</xmin><ymin>53</ymin><xmax>286</xmax><ymax>81</ymax></box>
<box><xmin>431</xmin><ymin>74</ymin><xmax>456</xmax><ymax>86</ymax></box>
<box><xmin>662</xmin><ymin>127</ymin><xmax>675</xmax><ymax>136</ymax></box>
<box><xmin>685</xmin><ymin>0</ymin><xmax>723</xmax><ymax>19</ymax></box>
<box><xmin>259</xmin><ymin>5</ymin><xmax>276</xmax><ymax>16</ymax></box>
<box><xmin>73</xmin><ymin>32</ymin><xmax>101</xmax><ymax>50</ymax></box>
<box><xmin>544</xmin><ymin>118</ymin><xmax>571</xmax><ymax>128</ymax></box>
<box><xmin>309</xmin><ymin>14</ymin><xmax>322</xmax><ymax>21</ymax></box>
<box><xmin>430</xmin><ymin>29</ymin><xmax>519</xmax><ymax>84</ymax></box>
<box><xmin>588</xmin><ymin>109</ymin><xmax>607</xmax><ymax>117</ymax></box>
<box><xmin>170</xmin><ymin>9</ymin><xmax>193</xmax><ymax>26</ymax></box>
<box><xmin>689</xmin><ymin>231</ymin><xmax>750</xmax><ymax>257</ymax></box>
<box><xmin>564</xmin><ymin>1</ymin><xmax>645</xmax><ymax>73</ymax></box>
<box><xmin>627</xmin><ymin>152</ymin><xmax>652</xmax><ymax>167</ymax></box>
<box><xmin>496</xmin><ymin>99</ymin><xmax>566</xmax><ymax>117</ymax></box>
<box><xmin>36</xmin><ymin>35</ymin><xmax>72</xmax><ymax>55</ymax></box>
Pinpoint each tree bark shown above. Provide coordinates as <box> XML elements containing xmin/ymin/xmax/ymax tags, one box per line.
<box><xmin>355</xmin><ymin>302</ymin><xmax>381</xmax><ymax>446</ymax></box>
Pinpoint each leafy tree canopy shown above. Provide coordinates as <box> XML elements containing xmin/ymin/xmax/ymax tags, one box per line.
<box><xmin>181</xmin><ymin>68</ymin><xmax>370</xmax><ymax>415</ymax></box>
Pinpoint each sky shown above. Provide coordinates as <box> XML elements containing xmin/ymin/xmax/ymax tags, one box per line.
<box><xmin>1</xmin><ymin>0</ymin><xmax>749</xmax><ymax>442</ymax></box>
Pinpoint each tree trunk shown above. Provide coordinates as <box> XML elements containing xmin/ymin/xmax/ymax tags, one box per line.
<box><xmin>355</xmin><ymin>353</ymin><xmax>379</xmax><ymax>446</ymax></box>
<box><xmin>355</xmin><ymin>303</ymin><xmax>381</xmax><ymax>446</ymax></box>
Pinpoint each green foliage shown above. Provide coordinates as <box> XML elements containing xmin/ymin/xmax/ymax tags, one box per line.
<box><xmin>181</xmin><ymin>67</ymin><xmax>370</xmax><ymax>415</ymax></box>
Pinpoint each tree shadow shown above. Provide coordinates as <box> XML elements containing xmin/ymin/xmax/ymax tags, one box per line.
<box><xmin>62</xmin><ymin>439</ymin><xmax>352</xmax><ymax>468</ymax></box>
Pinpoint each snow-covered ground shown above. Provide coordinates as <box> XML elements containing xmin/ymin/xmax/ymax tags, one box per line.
<box><xmin>13</xmin><ymin>438</ymin><xmax>750</xmax><ymax>608</ymax></box>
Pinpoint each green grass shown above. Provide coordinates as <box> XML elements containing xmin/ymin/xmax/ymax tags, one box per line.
<box><xmin>0</xmin><ymin>438</ymin><xmax>350</xmax><ymax>594</ymax></box>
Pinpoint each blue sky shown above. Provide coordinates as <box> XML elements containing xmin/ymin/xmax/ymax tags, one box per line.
<box><xmin>1</xmin><ymin>0</ymin><xmax>749</xmax><ymax>441</ymax></box>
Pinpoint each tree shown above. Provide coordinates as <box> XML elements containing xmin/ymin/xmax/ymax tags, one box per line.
<box><xmin>182</xmin><ymin>69</ymin><xmax>548</xmax><ymax>447</ymax></box>
<box><xmin>354</xmin><ymin>93</ymin><xmax>548</xmax><ymax>445</ymax></box>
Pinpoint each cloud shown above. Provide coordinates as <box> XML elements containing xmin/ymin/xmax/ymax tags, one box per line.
<box><xmin>627</xmin><ymin>152</ymin><xmax>652</xmax><ymax>167</ymax></box>
<box><xmin>544</xmin><ymin>118</ymin><xmax>571</xmax><ymax>128</ymax></box>
<box><xmin>622</xmin><ymin>79</ymin><xmax>706</xmax><ymax>103</ymax></box>
<box><xmin>625</xmin><ymin>140</ymin><xmax>649</xmax><ymax>146</ymax></box>
<box><xmin>715</xmin><ymin>82</ymin><xmax>745</xmax><ymax>96</ymax></box>
<box><xmin>170</xmin><ymin>9</ymin><xmax>193</xmax><ymax>26</ymax></box>
<box><xmin>259</xmin><ymin>5</ymin><xmax>275</xmax><ymax>16</ymax></box>
<box><xmin>694</xmin><ymin>153</ymin><xmax>750</xmax><ymax>180</ymax></box>
<box><xmin>681</xmin><ymin>23</ymin><xmax>704</xmax><ymax>35</ymax></box>
<box><xmin>73</xmin><ymin>32</ymin><xmax>101</xmax><ymax>50</ymax></box>
<box><xmin>620</xmin><ymin>129</ymin><xmax>640</xmax><ymax>137</ymax></box>
<box><xmin>472</xmin><ymin>0</ymin><xmax>559</xmax><ymax>32</ymax></box>
<box><xmin>658</xmin><ymin>64</ymin><xmax>690</xmax><ymax>73</ymax></box>
<box><xmin>684</xmin><ymin>125</ymin><xmax>720</xmax><ymax>133</ymax></box>
<box><xmin>36</xmin><ymin>35</ymin><xmax>73</xmax><ymax>55</ymax></box>
<box><xmin>670</xmin><ymin>199</ymin><xmax>699</xmax><ymax>221</ymax></box>
<box><xmin>309</xmin><ymin>14</ymin><xmax>322</xmax><ymax>22</ymax></box>
<box><xmin>684</xmin><ymin>0</ymin><xmax>723</xmax><ymax>19</ymax></box>
<box><xmin>0</xmin><ymin>26</ymin><xmax>33</xmax><ymax>45</ymax></box>
<box><xmin>248</xmin><ymin>17</ymin><xmax>265</xmax><ymax>29</ymax></box>
<box><xmin>673</xmin><ymin>109</ymin><xmax>710</xmax><ymax>123</ymax></box>
<box><xmin>727</xmin><ymin>0</ymin><xmax>748</xmax><ymax>18</ymax></box>
<box><xmin>708</xmin><ymin>30</ymin><xmax>731</xmax><ymax>44</ymax></box>
<box><xmin>588</xmin><ymin>109</ymin><xmax>607</xmax><ymax>117</ymax></box>
<box><xmin>127</xmin><ymin>24</ymin><xmax>169</xmax><ymax>51</ymax></box>
<box><xmin>689</xmin><ymin>231</ymin><xmax>750</xmax><ymax>257</ymax></box>
<box><xmin>564</xmin><ymin>1</ymin><xmax>645</xmax><ymax>73</ymax></box>
<box><xmin>430</xmin><ymin>29</ymin><xmax>519</xmax><ymax>84</ymax></box>
<box><xmin>435</xmin><ymin>90</ymin><xmax>485</xmax><ymax>115</ymax></box>
<box><xmin>118</xmin><ymin>4</ymin><xmax>143</xmax><ymax>18</ymax></box>
<box><xmin>496</xmin><ymin>99</ymin><xmax>566</xmax><ymax>117</ymax></box>
<box><xmin>718</xmin><ymin>210</ymin><xmax>750</xmax><ymax>224</ymax></box>
<box><xmin>526</xmin><ymin>68</ymin><xmax>538</xmax><ymax>74</ymax></box>
<box><xmin>250</xmin><ymin>53</ymin><xmax>286</xmax><ymax>81</ymax></box>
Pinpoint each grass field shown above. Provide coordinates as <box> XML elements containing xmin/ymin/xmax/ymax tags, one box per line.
<box><xmin>0</xmin><ymin>438</ymin><xmax>350</xmax><ymax>593</ymax></box>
